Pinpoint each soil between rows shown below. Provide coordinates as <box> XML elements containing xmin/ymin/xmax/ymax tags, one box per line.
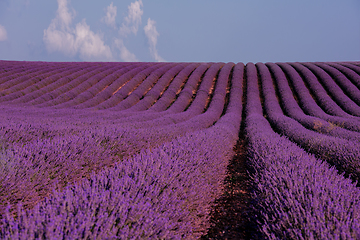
<box><xmin>201</xmin><ymin>137</ymin><xmax>255</xmax><ymax>239</ymax></box>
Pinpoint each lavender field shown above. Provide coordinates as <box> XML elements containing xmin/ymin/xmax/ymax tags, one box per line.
<box><xmin>0</xmin><ymin>60</ymin><xmax>360</xmax><ymax>239</ymax></box>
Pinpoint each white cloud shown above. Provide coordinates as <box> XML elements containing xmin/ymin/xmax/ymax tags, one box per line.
<box><xmin>112</xmin><ymin>0</ymin><xmax>144</xmax><ymax>61</ymax></box>
<box><xmin>102</xmin><ymin>2</ymin><xmax>117</xmax><ymax>28</ymax></box>
<box><xmin>75</xmin><ymin>20</ymin><xmax>113</xmax><ymax>61</ymax></box>
<box><xmin>114</xmin><ymin>38</ymin><xmax>138</xmax><ymax>62</ymax></box>
<box><xmin>43</xmin><ymin>0</ymin><xmax>113</xmax><ymax>61</ymax></box>
<box><xmin>119</xmin><ymin>0</ymin><xmax>143</xmax><ymax>36</ymax></box>
<box><xmin>0</xmin><ymin>24</ymin><xmax>8</xmax><ymax>41</ymax></box>
<box><xmin>144</xmin><ymin>18</ymin><xmax>164</xmax><ymax>62</ymax></box>
<box><xmin>43</xmin><ymin>0</ymin><xmax>164</xmax><ymax>62</ymax></box>
<box><xmin>56</xmin><ymin>0</ymin><xmax>74</xmax><ymax>29</ymax></box>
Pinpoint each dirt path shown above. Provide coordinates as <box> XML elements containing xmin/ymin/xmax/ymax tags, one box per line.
<box><xmin>201</xmin><ymin>137</ymin><xmax>256</xmax><ymax>239</ymax></box>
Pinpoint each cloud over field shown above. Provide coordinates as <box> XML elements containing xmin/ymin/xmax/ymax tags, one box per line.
<box><xmin>102</xmin><ymin>2</ymin><xmax>117</xmax><ymax>28</ymax></box>
<box><xmin>119</xmin><ymin>0</ymin><xmax>143</xmax><ymax>37</ymax></box>
<box><xmin>43</xmin><ymin>0</ymin><xmax>113</xmax><ymax>61</ymax></box>
<box><xmin>42</xmin><ymin>0</ymin><xmax>164</xmax><ymax>62</ymax></box>
<box><xmin>0</xmin><ymin>24</ymin><xmax>7</xmax><ymax>41</ymax></box>
<box><xmin>111</xmin><ymin>0</ymin><xmax>164</xmax><ymax>62</ymax></box>
<box><xmin>144</xmin><ymin>18</ymin><xmax>164</xmax><ymax>62</ymax></box>
<box><xmin>114</xmin><ymin>38</ymin><xmax>138</xmax><ymax>62</ymax></box>
<box><xmin>110</xmin><ymin>0</ymin><xmax>144</xmax><ymax>62</ymax></box>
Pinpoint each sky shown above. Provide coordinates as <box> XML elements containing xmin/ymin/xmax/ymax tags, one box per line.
<box><xmin>0</xmin><ymin>0</ymin><xmax>359</xmax><ymax>63</ymax></box>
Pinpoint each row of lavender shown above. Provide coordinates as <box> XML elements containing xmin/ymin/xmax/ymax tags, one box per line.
<box><xmin>1</xmin><ymin>60</ymin><xmax>360</xmax><ymax>238</ymax></box>
<box><xmin>0</xmin><ymin>61</ymin><xmax>233</xmax><ymax>212</ymax></box>
<box><xmin>0</xmin><ymin>61</ymin><xmax>241</xmax><ymax>238</ymax></box>
<box><xmin>246</xmin><ymin>62</ymin><xmax>360</xmax><ymax>239</ymax></box>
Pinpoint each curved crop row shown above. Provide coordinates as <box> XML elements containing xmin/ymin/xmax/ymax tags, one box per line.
<box><xmin>89</xmin><ymin>63</ymin><xmax>165</xmax><ymax>110</ymax></box>
<box><xmin>315</xmin><ymin>62</ymin><xmax>360</xmax><ymax>105</ymax></box>
<box><xmin>257</xmin><ymin>62</ymin><xmax>360</xmax><ymax>182</ymax></box>
<box><xmin>0</xmin><ymin>62</ymin><xmax>235</xmax><ymax>217</ymax></box>
<box><xmin>9</xmin><ymin>65</ymin><xmax>97</xmax><ymax>105</ymax></box>
<box><xmin>302</xmin><ymin>62</ymin><xmax>360</xmax><ymax>117</ymax></box>
<box><xmin>102</xmin><ymin>63</ymin><xmax>224</xmax><ymax>130</ymax></box>
<box><xmin>0</xmin><ymin>66</ymin><xmax>83</xmax><ymax>103</ymax></box>
<box><xmin>145</xmin><ymin>63</ymin><xmax>196</xmax><ymax>112</ymax></box>
<box><xmin>21</xmin><ymin>66</ymin><xmax>108</xmax><ymax>106</ymax></box>
<box><xmin>55</xmin><ymin>64</ymin><xmax>143</xmax><ymax>109</ymax></box>
<box><xmin>44</xmin><ymin>65</ymin><xmax>125</xmax><ymax>108</ymax></box>
<box><xmin>123</xmin><ymin>63</ymin><xmax>209</xmax><ymax>113</ymax></box>
<box><xmin>105</xmin><ymin>63</ymin><xmax>182</xmax><ymax>111</ymax></box>
<box><xmin>289</xmin><ymin>62</ymin><xmax>355</xmax><ymax>118</ymax></box>
<box><xmin>0</xmin><ymin>61</ymin><xmax>244</xmax><ymax>239</ymax></box>
<box><xmin>1</xmin><ymin>60</ymin><xmax>360</xmax><ymax>238</ymax></box>
<box><xmin>327</xmin><ymin>62</ymin><xmax>360</xmax><ymax>90</ymax></box>
<box><xmin>34</xmin><ymin>65</ymin><xmax>120</xmax><ymax>107</ymax></box>
<box><xmin>71</xmin><ymin>63</ymin><xmax>153</xmax><ymax>109</ymax></box>
<box><xmin>244</xmin><ymin>62</ymin><xmax>360</xmax><ymax>239</ymax></box>
<box><xmin>266</xmin><ymin>62</ymin><xmax>360</xmax><ymax>142</ymax></box>
<box><xmin>0</xmin><ymin>64</ymin><xmax>51</xmax><ymax>86</ymax></box>
<box><xmin>0</xmin><ymin>65</ymin><xmax>59</xmax><ymax>93</ymax></box>
<box><xmin>277</xmin><ymin>62</ymin><xmax>360</xmax><ymax>132</ymax></box>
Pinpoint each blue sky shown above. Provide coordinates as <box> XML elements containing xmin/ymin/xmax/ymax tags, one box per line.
<box><xmin>0</xmin><ymin>0</ymin><xmax>359</xmax><ymax>63</ymax></box>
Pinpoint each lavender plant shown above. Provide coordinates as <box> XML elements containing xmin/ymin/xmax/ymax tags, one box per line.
<box><xmin>277</xmin><ymin>62</ymin><xmax>360</xmax><ymax>132</ymax></box>
<box><xmin>56</xmin><ymin>64</ymin><xmax>141</xmax><ymax>109</ymax></box>
<box><xmin>301</xmin><ymin>62</ymin><xmax>360</xmax><ymax>117</ymax></box>
<box><xmin>289</xmin><ymin>62</ymin><xmax>355</xmax><ymax>118</ymax></box>
<box><xmin>266</xmin><ymin>62</ymin><xmax>360</xmax><ymax>142</ymax></box>
<box><xmin>0</xmin><ymin>106</ymin><xmax>239</xmax><ymax>240</ymax></box>
<box><xmin>315</xmin><ymin>62</ymin><xmax>360</xmax><ymax>105</ymax></box>
<box><xmin>1</xmin><ymin>59</ymin><xmax>360</xmax><ymax>239</ymax></box>
<box><xmin>327</xmin><ymin>62</ymin><xmax>360</xmax><ymax>90</ymax></box>
<box><xmin>245</xmin><ymin>62</ymin><xmax>360</xmax><ymax>239</ymax></box>
<box><xmin>256</xmin><ymin>62</ymin><xmax>360</xmax><ymax>182</ymax></box>
<box><xmin>108</xmin><ymin>63</ymin><xmax>185</xmax><ymax>111</ymax></box>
